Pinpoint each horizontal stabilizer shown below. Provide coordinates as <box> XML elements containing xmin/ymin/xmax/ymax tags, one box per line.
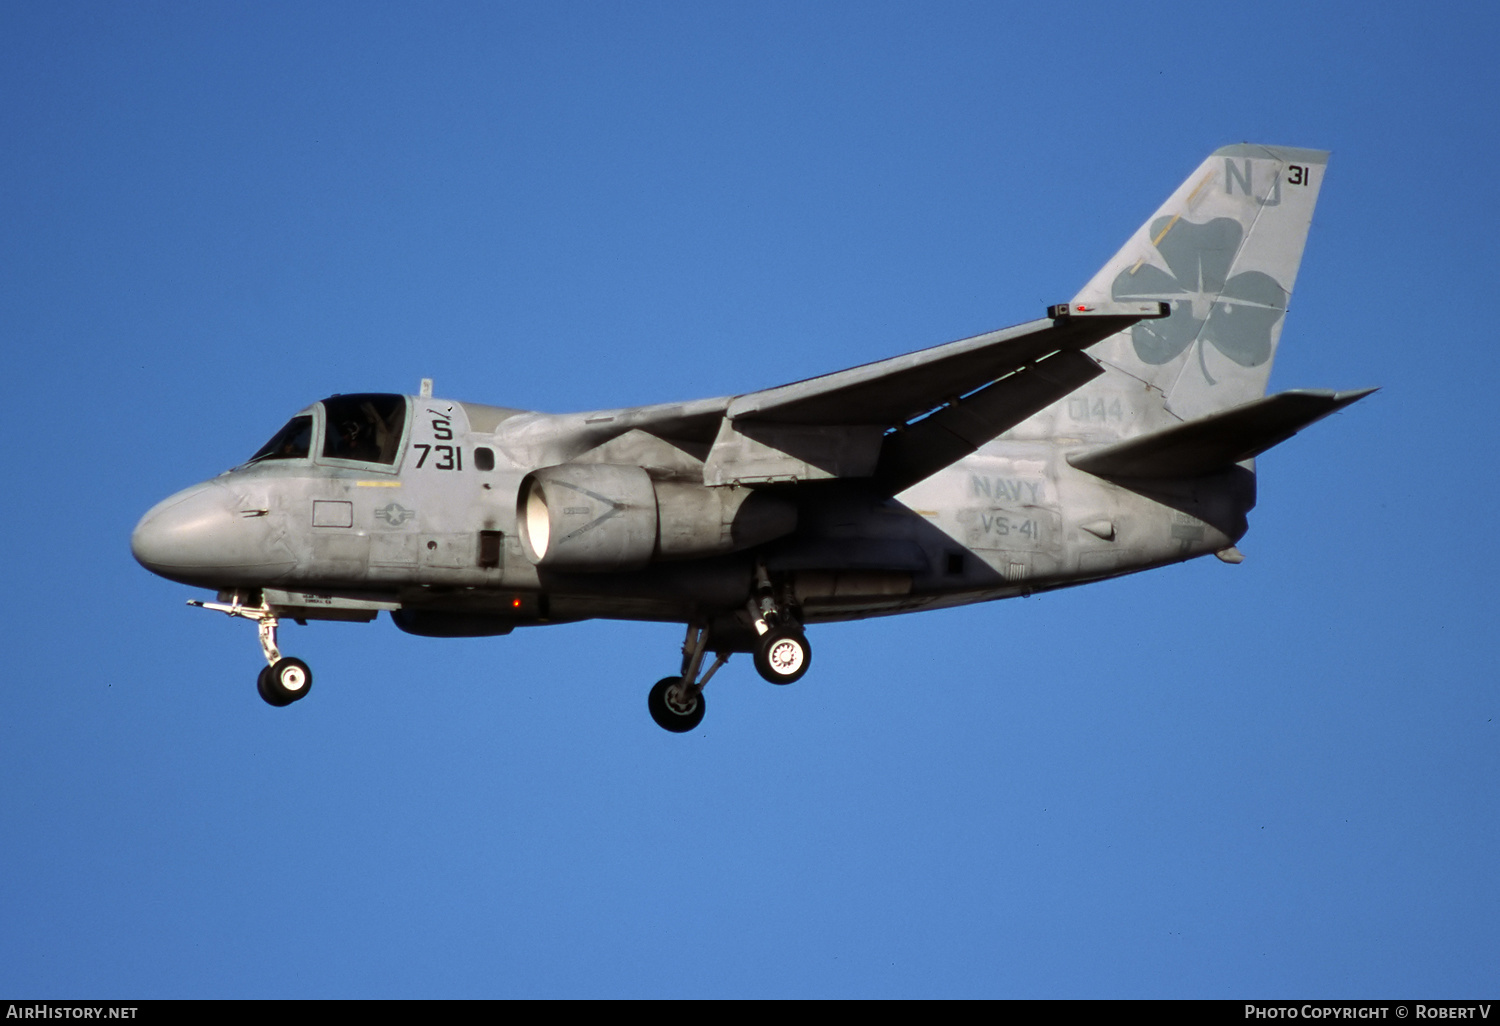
<box><xmin>1067</xmin><ymin>388</ymin><xmax>1376</xmax><ymax>479</ymax></box>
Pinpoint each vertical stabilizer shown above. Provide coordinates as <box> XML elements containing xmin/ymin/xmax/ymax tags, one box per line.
<box><xmin>1072</xmin><ymin>144</ymin><xmax>1328</xmax><ymax>421</ymax></box>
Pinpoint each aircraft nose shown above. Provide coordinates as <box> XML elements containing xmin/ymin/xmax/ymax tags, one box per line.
<box><xmin>131</xmin><ymin>481</ymin><xmax>295</xmax><ymax>586</ymax></box>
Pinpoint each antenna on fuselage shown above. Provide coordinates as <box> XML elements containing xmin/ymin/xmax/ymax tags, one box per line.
<box><xmin>419</xmin><ymin>378</ymin><xmax>433</xmax><ymax>398</ymax></box>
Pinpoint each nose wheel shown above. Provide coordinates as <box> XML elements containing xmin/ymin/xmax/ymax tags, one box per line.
<box><xmin>190</xmin><ymin>594</ymin><xmax>314</xmax><ymax>707</ymax></box>
<box><xmin>257</xmin><ymin>658</ymin><xmax>314</xmax><ymax>707</ymax></box>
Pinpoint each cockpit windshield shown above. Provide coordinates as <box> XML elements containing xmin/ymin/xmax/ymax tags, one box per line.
<box><xmin>247</xmin><ymin>415</ymin><xmax>313</xmax><ymax>463</ymax></box>
<box><xmin>320</xmin><ymin>393</ymin><xmax>406</xmax><ymax>465</ymax></box>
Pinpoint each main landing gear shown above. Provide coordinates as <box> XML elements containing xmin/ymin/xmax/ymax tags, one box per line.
<box><xmin>190</xmin><ymin>594</ymin><xmax>313</xmax><ymax>707</ymax></box>
<box><xmin>647</xmin><ymin>574</ymin><xmax>814</xmax><ymax>733</ymax></box>
<box><xmin>753</xmin><ymin>627</ymin><xmax>811</xmax><ymax>685</ymax></box>
<box><xmin>648</xmin><ymin>623</ymin><xmax>727</xmax><ymax>733</ymax></box>
<box><xmin>748</xmin><ymin>567</ymin><xmax>811</xmax><ymax>685</ymax></box>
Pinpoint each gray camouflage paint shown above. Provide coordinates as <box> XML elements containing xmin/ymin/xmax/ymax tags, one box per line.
<box><xmin>131</xmin><ymin>144</ymin><xmax>1366</xmax><ymax>674</ymax></box>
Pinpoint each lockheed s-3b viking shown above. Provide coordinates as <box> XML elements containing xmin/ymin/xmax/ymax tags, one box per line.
<box><xmin>131</xmin><ymin>144</ymin><xmax>1372</xmax><ymax>732</ymax></box>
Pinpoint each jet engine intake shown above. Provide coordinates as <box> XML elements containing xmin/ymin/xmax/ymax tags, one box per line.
<box><xmin>518</xmin><ymin>463</ymin><xmax>796</xmax><ymax>572</ymax></box>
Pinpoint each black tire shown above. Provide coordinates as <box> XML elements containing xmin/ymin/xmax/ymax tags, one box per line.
<box><xmin>753</xmin><ymin>627</ymin><xmax>811</xmax><ymax>685</ymax></box>
<box><xmin>261</xmin><ymin>657</ymin><xmax>313</xmax><ymax>705</ymax></box>
<box><xmin>257</xmin><ymin>665</ymin><xmax>292</xmax><ymax>707</ymax></box>
<box><xmin>647</xmin><ymin>676</ymin><xmax>706</xmax><ymax>733</ymax></box>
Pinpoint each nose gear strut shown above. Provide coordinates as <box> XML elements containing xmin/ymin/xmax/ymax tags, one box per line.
<box><xmin>189</xmin><ymin>592</ymin><xmax>314</xmax><ymax>707</ymax></box>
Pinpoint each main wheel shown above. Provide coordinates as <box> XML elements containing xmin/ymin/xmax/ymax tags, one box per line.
<box><xmin>648</xmin><ymin>676</ymin><xmax>706</xmax><ymax>733</ymax></box>
<box><xmin>754</xmin><ymin>627</ymin><xmax>811</xmax><ymax>685</ymax></box>
<box><xmin>260</xmin><ymin>657</ymin><xmax>313</xmax><ymax>706</ymax></box>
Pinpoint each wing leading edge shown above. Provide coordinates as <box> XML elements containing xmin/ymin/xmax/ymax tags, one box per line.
<box><xmin>514</xmin><ymin>304</ymin><xmax>1168</xmax><ymax>491</ymax></box>
<box><xmin>724</xmin><ymin>306</ymin><xmax>1163</xmax><ymax>427</ymax></box>
<box><xmin>692</xmin><ymin>304</ymin><xmax>1165</xmax><ymax>490</ymax></box>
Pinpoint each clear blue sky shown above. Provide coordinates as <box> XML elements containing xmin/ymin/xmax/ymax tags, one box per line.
<box><xmin>2</xmin><ymin>1</ymin><xmax>1496</xmax><ymax>998</ymax></box>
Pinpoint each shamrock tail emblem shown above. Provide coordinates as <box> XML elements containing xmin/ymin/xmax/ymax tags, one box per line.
<box><xmin>1111</xmin><ymin>216</ymin><xmax>1288</xmax><ymax>373</ymax></box>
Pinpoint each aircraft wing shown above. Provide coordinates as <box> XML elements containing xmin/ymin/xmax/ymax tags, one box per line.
<box><xmin>513</xmin><ymin>303</ymin><xmax>1165</xmax><ymax>491</ymax></box>
<box><xmin>698</xmin><ymin>304</ymin><xmax>1165</xmax><ymax>491</ymax></box>
<box><xmin>726</xmin><ymin>310</ymin><xmax>1144</xmax><ymax>426</ymax></box>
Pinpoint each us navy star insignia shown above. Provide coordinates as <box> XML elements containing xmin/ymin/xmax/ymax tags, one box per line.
<box><xmin>374</xmin><ymin>502</ymin><xmax>415</xmax><ymax>526</ymax></box>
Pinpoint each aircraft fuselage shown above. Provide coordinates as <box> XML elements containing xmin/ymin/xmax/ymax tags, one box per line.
<box><xmin>133</xmin><ymin>386</ymin><xmax>1247</xmax><ymax>642</ymax></box>
<box><xmin>130</xmin><ymin>143</ymin><xmax>1365</xmax><ymax>730</ymax></box>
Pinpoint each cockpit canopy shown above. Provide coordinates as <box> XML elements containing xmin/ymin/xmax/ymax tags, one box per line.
<box><xmin>248</xmin><ymin>415</ymin><xmax>313</xmax><ymax>463</ymax></box>
<box><xmin>247</xmin><ymin>393</ymin><xmax>407</xmax><ymax>467</ymax></box>
<box><xmin>319</xmin><ymin>394</ymin><xmax>406</xmax><ymax>464</ymax></box>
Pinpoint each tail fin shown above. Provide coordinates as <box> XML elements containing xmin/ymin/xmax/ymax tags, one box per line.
<box><xmin>1072</xmin><ymin>144</ymin><xmax>1329</xmax><ymax>421</ymax></box>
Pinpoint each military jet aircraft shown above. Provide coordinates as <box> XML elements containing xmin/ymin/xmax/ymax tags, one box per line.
<box><xmin>132</xmin><ymin>143</ymin><xmax>1371</xmax><ymax>732</ymax></box>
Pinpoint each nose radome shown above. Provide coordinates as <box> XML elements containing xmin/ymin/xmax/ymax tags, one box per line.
<box><xmin>131</xmin><ymin>481</ymin><xmax>237</xmax><ymax>580</ymax></box>
<box><xmin>131</xmin><ymin>481</ymin><xmax>294</xmax><ymax>585</ymax></box>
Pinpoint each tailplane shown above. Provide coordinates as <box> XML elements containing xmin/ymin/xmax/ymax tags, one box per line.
<box><xmin>1072</xmin><ymin>144</ymin><xmax>1329</xmax><ymax>421</ymax></box>
<box><xmin>1067</xmin><ymin>388</ymin><xmax>1376</xmax><ymax>479</ymax></box>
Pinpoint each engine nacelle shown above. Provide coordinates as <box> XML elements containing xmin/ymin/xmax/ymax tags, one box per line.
<box><xmin>517</xmin><ymin>463</ymin><xmax>797</xmax><ymax>571</ymax></box>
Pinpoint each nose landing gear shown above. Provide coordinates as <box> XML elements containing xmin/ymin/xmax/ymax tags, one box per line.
<box><xmin>257</xmin><ymin>657</ymin><xmax>313</xmax><ymax>707</ymax></box>
<box><xmin>190</xmin><ymin>593</ymin><xmax>314</xmax><ymax>707</ymax></box>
